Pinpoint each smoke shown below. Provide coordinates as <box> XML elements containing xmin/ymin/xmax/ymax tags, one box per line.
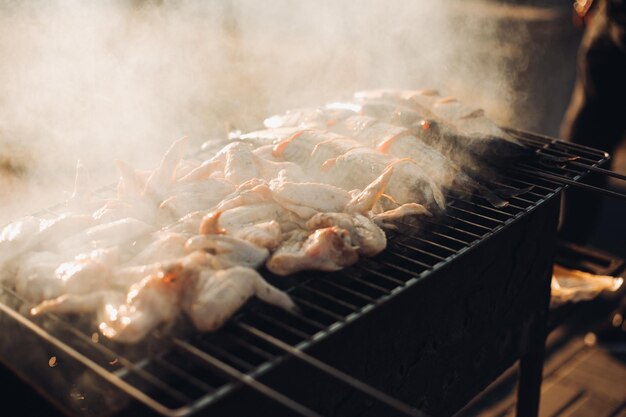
<box><xmin>0</xmin><ymin>0</ymin><xmax>530</xmax><ymax>223</ymax></box>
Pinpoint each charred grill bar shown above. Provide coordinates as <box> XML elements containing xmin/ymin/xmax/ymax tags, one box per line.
<box><xmin>0</xmin><ymin>129</ymin><xmax>610</xmax><ymax>417</ymax></box>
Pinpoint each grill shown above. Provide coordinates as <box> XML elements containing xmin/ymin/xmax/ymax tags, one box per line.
<box><xmin>0</xmin><ymin>129</ymin><xmax>611</xmax><ymax>417</ymax></box>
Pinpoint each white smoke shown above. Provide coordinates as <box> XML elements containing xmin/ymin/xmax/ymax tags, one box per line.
<box><xmin>0</xmin><ymin>0</ymin><xmax>529</xmax><ymax>223</ymax></box>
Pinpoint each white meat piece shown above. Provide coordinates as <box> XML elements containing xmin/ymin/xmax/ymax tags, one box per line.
<box><xmin>185</xmin><ymin>235</ymin><xmax>270</xmax><ymax>269</ymax></box>
<box><xmin>157</xmin><ymin>192</ymin><xmax>226</xmax><ymax>226</ymax></box>
<box><xmin>324</xmin><ymin>148</ymin><xmax>445</xmax><ymax>209</ymax></box>
<box><xmin>271</xmin><ymin>130</ymin><xmax>340</xmax><ymax>169</ymax></box>
<box><xmin>216</xmin><ymin>183</ymin><xmax>274</xmax><ymax>212</ymax></box>
<box><xmin>344</xmin><ymin>165</ymin><xmax>394</xmax><ymax>215</ymax></box>
<box><xmin>308</xmin><ymin>136</ymin><xmax>366</xmax><ymax>170</ymax></box>
<box><xmin>174</xmin><ymin>159</ymin><xmax>200</xmax><ymax>181</ymax></box>
<box><xmin>233</xmin><ymin>221</ymin><xmax>283</xmax><ymax>251</ymax></box>
<box><xmin>263</xmin><ymin>107</ymin><xmax>355</xmax><ymax>130</ymax></box>
<box><xmin>126</xmin><ymin>232</ymin><xmax>188</xmax><ymax>266</ymax></box>
<box><xmin>240</xmin><ymin>127</ymin><xmax>303</xmax><ymax>142</ymax></box>
<box><xmin>376</xmin><ymin>134</ymin><xmax>460</xmax><ymax>188</ymax></box>
<box><xmin>0</xmin><ymin>216</ymin><xmax>43</xmax><ymax>266</ymax></box>
<box><xmin>263</xmin><ymin>108</ymin><xmax>327</xmax><ymax>129</ymax></box>
<box><xmin>143</xmin><ymin>137</ymin><xmax>188</xmax><ymax>197</ymax></box>
<box><xmin>169</xmin><ymin>177</ymin><xmax>235</xmax><ymax>197</ymax></box>
<box><xmin>58</xmin><ymin>218</ymin><xmax>155</xmax><ymax>253</ymax></box>
<box><xmin>115</xmin><ymin>160</ymin><xmax>150</xmax><ymax>200</ymax></box>
<box><xmin>306</xmin><ymin>213</ymin><xmax>386</xmax><ymax>257</ymax></box>
<box><xmin>162</xmin><ymin>210</ymin><xmax>208</xmax><ymax>234</ymax></box>
<box><xmin>0</xmin><ymin>214</ymin><xmax>95</xmax><ymax>266</ymax></box>
<box><xmin>224</xmin><ymin>142</ymin><xmax>260</xmax><ymax>185</ymax></box>
<box><xmin>329</xmin><ymin>115</ymin><xmax>409</xmax><ymax>148</ymax></box>
<box><xmin>177</xmin><ymin>159</ymin><xmax>222</xmax><ymax>182</ymax></box>
<box><xmin>15</xmin><ymin>248</ymin><xmax>119</xmax><ymax>303</ymax></box>
<box><xmin>31</xmin><ymin>251</ymin><xmax>218</xmax><ymax>343</ymax></box>
<box><xmin>372</xmin><ymin>203</ymin><xmax>431</xmax><ymax>230</ymax></box>
<box><xmin>267</xmin><ymin>227</ymin><xmax>359</xmax><ymax>276</ymax></box>
<box><xmin>52</xmin><ymin>247</ymin><xmax>120</xmax><ymax>295</ymax></box>
<box><xmin>92</xmin><ymin>200</ymin><xmax>154</xmax><ymax>224</ymax></box>
<box><xmin>270</xmin><ymin>180</ymin><xmax>352</xmax><ymax>219</ymax></box>
<box><xmin>216</xmin><ymin>202</ymin><xmax>299</xmax><ymax>233</ymax></box>
<box><xmin>14</xmin><ymin>251</ymin><xmax>66</xmax><ymax>302</ymax></box>
<box><xmin>252</xmin><ymin>154</ymin><xmax>306</xmax><ymax>183</ymax></box>
<box><xmin>182</xmin><ymin>266</ymin><xmax>296</xmax><ymax>332</ymax></box>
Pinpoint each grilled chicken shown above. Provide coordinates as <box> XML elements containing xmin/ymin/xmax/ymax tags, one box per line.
<box><xmin>306</xmin><ymin>213</ymin><xmax>386</xmax><ymax>257</ymax></box>
<box><xmin>32</xmin><ymin>252</ymin><xmax>294</xmax><ymax>343</ymax></box>
<box><xmin>0</xmin><ymin>214</ymin><xmax>94</xmax><ymax>266</ymax></box>
<box><xmin>16</xmin><ymin>248</ymin><xmax>119</xmax><ymax>303</ymax></box>
<box><xmin>182</xmin><ymin>266</ymin><xmax>295</xmax><ymax>332</ymax></box>
<box><xmin>372</xmin><ymin>203</ymin><xmax>432</xmax><ymax>230</ymax></box>
<box><xmin>17</xmin><ymin>89</ymin><xmax>523</xmax><ymax>343</ymax></box>
<box><xmin>185</xmin><ymin>234</ymin><xmax>270</xmax><ymax>269</ymax></box>
<box><xmin>57</xmin><ymin>218</ymin><xmax>155</xmax><ymax>253</ymax></box>
<box><xmin>267</xmin><ymin>227</ymin><xmax>359</xmax><ymax>276</ymax></box>
<box><xmin>30</xmin><ymin>251</ymin><xmax>216</xmax><ymax>343</ymax></box>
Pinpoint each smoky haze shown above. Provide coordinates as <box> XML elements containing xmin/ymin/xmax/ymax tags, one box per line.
<box><xmin>0</xmin><ymin>0</ymin><xmax>527</xmax><ymax>223</ymax></box>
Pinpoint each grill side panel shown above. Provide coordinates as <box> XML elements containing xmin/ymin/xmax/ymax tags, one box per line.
<box><xmin>194</xmin><ymin>191</ymin><xmax>560</xmax><ymax>417</ymax></box>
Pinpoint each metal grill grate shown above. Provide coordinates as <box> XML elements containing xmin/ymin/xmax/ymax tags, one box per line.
<box><xmin>0</xmin><ymin>129</ymin><xmax>610</xmax><ymax>417</ymax></box>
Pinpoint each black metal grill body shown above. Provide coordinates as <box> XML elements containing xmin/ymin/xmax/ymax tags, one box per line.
<box><xmin>0</xmin><ymin>130</ymin><xmax>609</xmax><ymax>417</ymax></box>
<box><xmin>159</xmin><ymin>199</ymin><xmax>559</xmax><ymax>417</ymax></box>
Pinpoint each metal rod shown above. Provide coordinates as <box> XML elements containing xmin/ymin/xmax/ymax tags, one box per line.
<box><xmin>515</xmin><ymin>168</ymin><xmax>626</xmax><ymax>201</ymax></box>
<box><xmin>355</xmin><ymin>263</ymin><xmax>406</xmax><ymax>286</ymax></box>
<box><xmin>507</xmin><ymin>127</ymin><xmax>609</xmax><ymax>159</ymax></box>
<box><xmin>408</xmin><ymin>233</ymin><xmax>460</xmax><ymax>252</ymax></box>
<box><xmin>198</xmin><ymin>340</ymin><xmax>257</xmax><ymax>371</ymax></box>
<box><xmin>299</xmin><ymin>285</ymin><xmax>360</xmax><ymax>312</ymax></box>
<box><xmin>392</xmin><ymin>240</ymin><xmax>447</xmax><ymax>262</ymax></box>
<box><xmin>342</xmin><ymin>270</ymin><xmax>393</xmax><ymax>294</ymax></box>
<box><xmin>386</xmin><ymin>249</ymin><xmax>433</xmax><ymax>270</ymax></box>
<box><xmin>320</xmin><ymin>279</ymin><xmax>377</xmax><ymax>303</ymax></box>
<box><xmin>251</xmin><ymin>311</ymin><xmax>313</xmax><ymax>340</ymax></box>
<box><xmin>487</xmin><ymin>180</ymin><xmax>537</xmax><ymax>204</ymax></box>
<box><xmin>282</xmin><ymin>308</ymin><xmax>328</xmax><ymax>331</ymax></box>
<box><xmin>288</xmin><ymin>295</ymin><xmax>345</xmax><ymax>322</ymax></box>
<box><xmin>499</xmin><ymin>175</ymin><xmax>556</xmax><ymax>194</ymax></box>
<box><xmin>227</xmin><ymin>333</ymin><xmax>276</xmax><ymax>361</ymax></box>
<box><xmin>152</xmin><ymin>356</ymin><xmax>216</xmax><ymax>392</ymax></box>
<box><xmin>444</xmin><ymin>214</ymin><xmax>492</xmax><ymax>232</ymax></box>
<box><xmin>416</xmin><ymin>218</ymin><xmax>482</xmax><ymax>239</ymax></box>
<box><xmin>173</xmin><ymin>338</ymin><xmax>323</xmax><ymax>417</ymax></box>
<box><xmin>448</xmin><ymin>204</ymin><xmax>505</xmax><ymax>225</ymax></box>
<box><xmin>568</xmin><ymin>161</ymin><xmax>626</xmax><ymax>181</ymax></box>
<box><xmin>424</xmin><ymin>230</ymin><xmax>470</xmax><ymax>246</ymax></box>
<box><xmin>237</xmin><ymin>323</ymin><xmax>432</xmax><ymax>417</ymax></box>
<box><xmin>448</xmin><ymin>196</ymin><xmax>516</xmax><ymax>219</ymax></box>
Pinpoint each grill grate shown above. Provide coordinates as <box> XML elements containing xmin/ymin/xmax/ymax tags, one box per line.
<box><xmin>0</xmin><ymin>129</ymin><xmax>610</xmax><ymax>417</ymax></box>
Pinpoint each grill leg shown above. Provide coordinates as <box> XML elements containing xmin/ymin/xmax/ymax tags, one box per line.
<box><xmin>516</xmin><ymin>335</ymin><xmax>546</xmax><ymax>417</ymax></box>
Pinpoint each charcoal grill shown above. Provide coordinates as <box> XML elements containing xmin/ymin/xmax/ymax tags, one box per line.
<box><xmin>0</xmin><ymin>129</ymin><xmax>612</xmax><ymax>417</ymax></box>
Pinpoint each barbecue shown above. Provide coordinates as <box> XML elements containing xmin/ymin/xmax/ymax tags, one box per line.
<box><xmin>0</xmin><ymin>86</ymin><xmax>617</xmax><ymax>417</ymax></box>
